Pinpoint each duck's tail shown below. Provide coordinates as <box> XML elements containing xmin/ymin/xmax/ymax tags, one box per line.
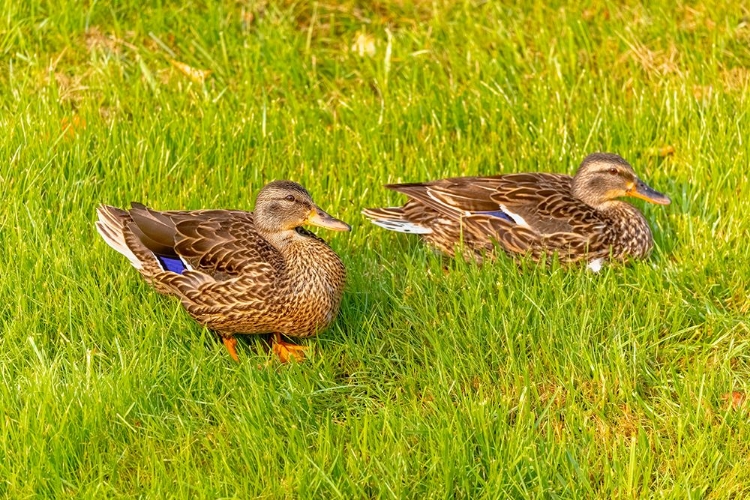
<box><xmin>95</xmin><ymin>205</ymin><xmax>145</xmax><ymax>270</ymax></box>
<box><xmin>361</xmin><ymin>207</ymin><xmax>433</xmax><ymax>235</ymax></box>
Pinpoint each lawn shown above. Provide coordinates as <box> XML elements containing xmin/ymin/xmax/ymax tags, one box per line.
<box><xmin>1</xmin><ymin>0</ymin><xmax>749</xmax><ymax>497</ymax></box>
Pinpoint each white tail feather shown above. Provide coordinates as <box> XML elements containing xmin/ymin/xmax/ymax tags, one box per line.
<box><xmin>95</xmin><ymin>208</ymin><xmax>143</xmax><ymax>270</ymax></box>
<box><xmin>369</xmin><ymin>218</ymin><xmax>433</xmax><ymax>235</ymax></box>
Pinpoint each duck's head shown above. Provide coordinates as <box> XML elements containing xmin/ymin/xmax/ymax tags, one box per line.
<box><xmin>571</xmin><ymin>153</ymin><xmax>671</xmax><ymax>209</ymax></box>
<box><xmin>254</xmin><ymin>180</ymin><xmax>351</xmax><ymax>234</ymax></box>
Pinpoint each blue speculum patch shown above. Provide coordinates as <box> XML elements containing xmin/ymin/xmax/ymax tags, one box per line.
<box><xmin>476</xmin><ymin>210</ymin><xmax>514</xmax><ymax>223</ymax></box>
<box><xmin>156</xmin><ymin>255</ymin><xmax>187</xmax><ymax>274</ymax></box>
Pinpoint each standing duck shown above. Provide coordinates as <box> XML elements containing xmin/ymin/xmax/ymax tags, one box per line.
<box><xmin>363</xmin><ymin>153</ymin><xmax>670</xmax><ymax>269</ymax></box>
<box><xmin>96</xmin><ymin>180</ymin><xmax>350</xmax><ymax>362</ymax></box>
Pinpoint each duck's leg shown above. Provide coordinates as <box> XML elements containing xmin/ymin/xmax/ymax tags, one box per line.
<box><xmin>271</xmin><ymin>332</ymin><xmax>308</xmax><ymax>363</ymax></box>
<box><xmin>222</xmin><ymin>336</ymin><xmax>240</xmax><ymax>362</ymax></box>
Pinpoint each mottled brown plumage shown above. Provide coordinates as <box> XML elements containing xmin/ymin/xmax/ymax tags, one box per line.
<box><xmin>363</xmin><ymin>153</ymin><xmax>671</xmax><ymax>268</ymax></box>
<box><xmin>96</xmin><ymin>180</ymin><xmax>350</xmax><ymax>362</ymax></box>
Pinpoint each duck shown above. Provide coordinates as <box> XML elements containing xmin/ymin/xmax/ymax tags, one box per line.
<box><xmin>95</xmin><ymin>180</ymin><xmax>351</xmax><ymax>362</ymax></box>
<box><xmin>363</xmin><ymin>153</ymin><xmax>670</xmax><ymax>269</ymax></box>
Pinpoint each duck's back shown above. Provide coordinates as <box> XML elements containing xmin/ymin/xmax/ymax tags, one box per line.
<box><xmin>97</xmin><ymin>205</ymin><xmax>289</xmax><ymax>326</ymax></box>
<box><xmin>125</xmin><ymin>207</ymin><xmax>284</xmax><ymax>284</ymax></box>
<box><xmin>486</xmin><ymin>173</ymin><xmax>605</xmax><ymax>235</ymax></box>
<box><xmin>364</xmin><ymin>172</ymin><xmax>618</xmax><ymax>261</ymax></box>
<box><xmin>383</xmin><ymin>172</ymin><xmax>605</xmax><ymax>236</ymax></box>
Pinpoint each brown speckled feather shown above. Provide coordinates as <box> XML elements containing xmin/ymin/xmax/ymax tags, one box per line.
<box><xmin>364</xmin><ymin>154</ymin><xmax>669</xmax><ymax>265</ymax></box>
<box><xmin>96</xmin><ymin>201</ymin><xmax>347</xmax><ymax>340</ymax></box>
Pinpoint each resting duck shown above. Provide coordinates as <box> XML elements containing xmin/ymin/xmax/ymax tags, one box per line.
<box><xmin>96</xmin><ymin>180</ymin><xmax>350</xmax><ymax>362</ymax></box>
<box><xmin>363</xmin><ymin>153</ymin><xmax>670</xmax><ymax>269</ymax></box>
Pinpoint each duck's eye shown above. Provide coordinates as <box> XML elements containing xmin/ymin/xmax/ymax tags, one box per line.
<box><xmin>285</xmin><ymin>194</ymin><xmax>295</xmax><ymax>202</ymax></box>
<box><xmin>608</xmin><ymin>167</ymin><xmax>618</xmax><ymax>175</ymax></box>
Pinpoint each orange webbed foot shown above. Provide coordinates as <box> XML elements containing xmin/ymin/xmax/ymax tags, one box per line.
<box><xmin>271</xmin><ymin>333</ymin><xmax>308</xmax><ymax>363</ymax></box>
<box><xmin>222</xmin><ymin>337</ymin><xmax>240</xmax><ymax>362</ymax></box>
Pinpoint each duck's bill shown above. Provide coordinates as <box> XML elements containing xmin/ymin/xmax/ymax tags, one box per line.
<box><xmin>307</xmin><ymin>206</ymin><xmax>351</xmax><ymax>231</ymax></box>
<box><xmin>628</xmin><ymin>179</ymin><xmax>671</xmax><ymax>205</ymax></box>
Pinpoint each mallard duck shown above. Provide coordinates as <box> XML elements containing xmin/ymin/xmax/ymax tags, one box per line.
<box><xmin>363</xmin><ymin>153</ymin><xmax>670</xmax><ymax>269</ymax></box>
<box><xmin>96</xmin><ymin>180</ymin><xmax>350</xmax><ymax>362</ymax></box>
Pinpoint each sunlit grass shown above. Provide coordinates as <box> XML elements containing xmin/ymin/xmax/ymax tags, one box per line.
<box><xmin>1</xmin><ymin>0</ymin><xmax>749</xmax><ymax>497</ymax></box>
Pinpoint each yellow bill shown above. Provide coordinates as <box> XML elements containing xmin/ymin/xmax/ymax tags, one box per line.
<box><xmin>307</xmin><ymin>206</ymin><xmax>351</xmax><ymax>231</ymax></box>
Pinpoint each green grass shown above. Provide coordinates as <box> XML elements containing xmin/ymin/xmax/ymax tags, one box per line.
<box><xmin>1</xmin><ymin>0</ymin><xmax>749</xmax><ymax>497</ymax></box>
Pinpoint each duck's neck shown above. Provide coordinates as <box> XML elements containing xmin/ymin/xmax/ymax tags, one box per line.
<box><xmin>598</xmin><ymin>200</ymin><xmax>654</xmax><ymax>258</ymax></box>
<box><xmin>597</xmin><ymin>200</ymin><xmax>646</xmax><ymax>221</ymax></box>
<box><xmin>261</xmin><ymin>228</ymin><xmax>341</xmax><ymax>272</ymax></box>
<box><xmin>260</xmin><ymin>229</ymin><xmax>303</xmax><ymax>252</ymax></box>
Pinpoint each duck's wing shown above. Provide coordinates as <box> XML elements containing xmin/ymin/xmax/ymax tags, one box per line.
<box><xmin>484</xmin><ymin>173</ymin><xmax>593</xmax><ymax>234</ymax></box>
<box><xmin>383</xmin><ymin>173</ymin><xmax>597</xmax><ymax>237</ymax></box>
<box><xmin>362</xmin><ymin>176</ymin><xmax>508</xmax><ymax>237</ymax></box>
<box><xmin>365</xmin><ymin>173</ymin><xmax>611</xmax><ymax>261</ymax></box>
<box><xmin>96</xmin><ymin>203</ymin><xmax>285</xmax><ymax>320</ymax></box>
<box><xmin>460</xmin><ymin>173</ymin><xmax>610</xmax><ymax>261</ymax></box>
<box><xmin>126</xmin><ymin>204</ymin><xmax>282</xmax><ymax>278</ymax></box>
<box><xmin>463</xmin><ymin>213</ymin><xmax>608</xmax><ymax>262</ymax></box>
<box><xmin>385</xmin><ymin>176</ymin><xmax>505</xmax><ymax>215</ymax></box>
